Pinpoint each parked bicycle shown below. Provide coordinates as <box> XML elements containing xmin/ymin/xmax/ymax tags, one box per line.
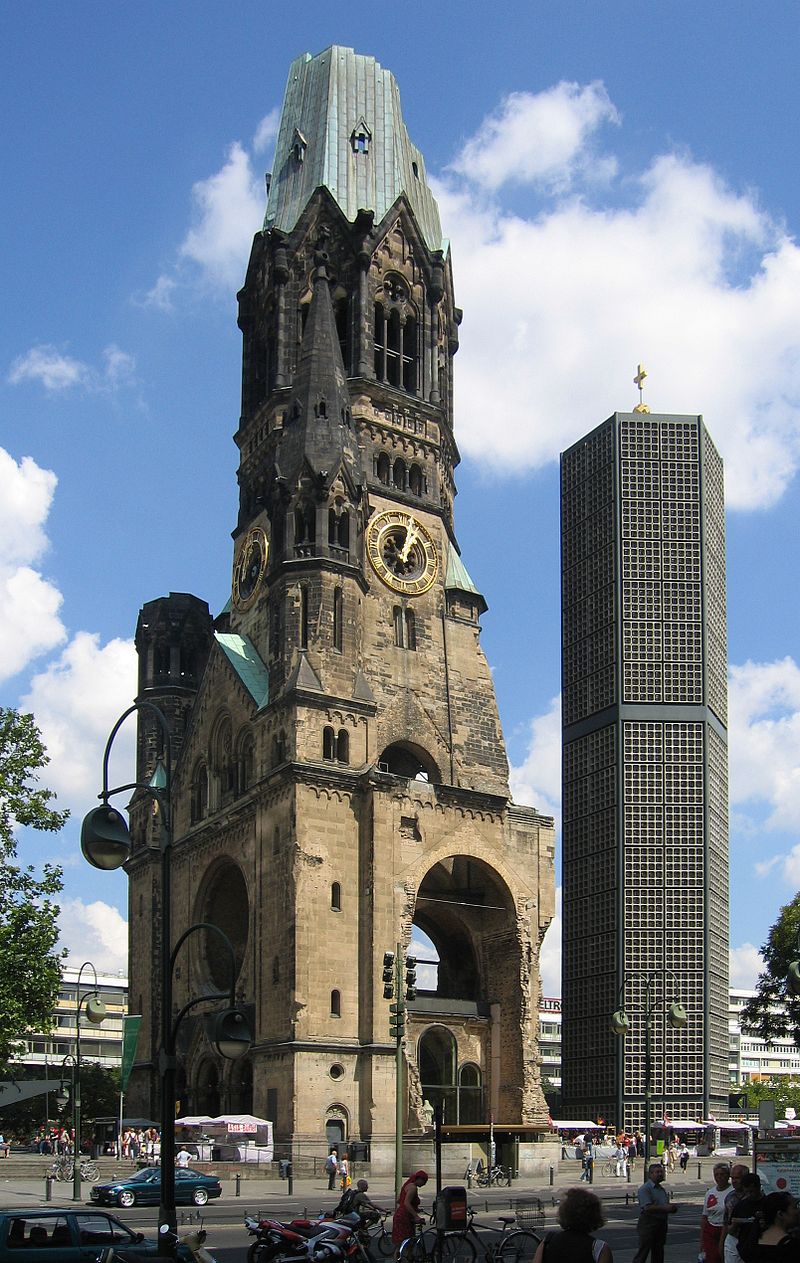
<box><xmin>49</xmin><ymin>1156</ymin><xmax>100</xmax><ymax>1183</ymax></box>
<box><xmin>399</xmin><ymin>1207</ymin><xmax>540</xmax><ymax>1263</ymax></box>
<box><xmin>365</xmin><ymin>1210</ymin><xmax>395</xmax><ymax>1258</ymax></box>
<box><xmin>464</xmin><ymin>1165</ymin><xmax>511</xmax><ymax>1189</ymax></box>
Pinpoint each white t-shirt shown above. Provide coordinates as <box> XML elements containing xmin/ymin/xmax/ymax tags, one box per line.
<box><xmin>703</xmin><ymin>1185</ymin><xmax>728</xmax><ymax>1227</ymax></box>
<box><xmin>176</xmin><ymin>1150</ymin><xmax>192</xmax><ymax>1168</ymax></box>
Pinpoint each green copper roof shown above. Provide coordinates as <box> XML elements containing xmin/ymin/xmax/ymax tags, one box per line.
<box><xmin>215</xmin><ymin>632</ymin><xmax>269</xmax><ymax>708</ymax></box>
<box><xmin>445</xmin><ymin>545</ymin><xmax>481</xmax><ymax>596</ymax></box>
<box><xmin>265</xmin><ymin>46</ymin><xmax>444</xmax><ymax>252</ymax></box>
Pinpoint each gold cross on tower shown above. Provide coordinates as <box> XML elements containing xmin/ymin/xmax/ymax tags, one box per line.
<box><xmin>633</xmin><ymin>363</ymin><xmax>651</xmax><ymax>413</ymax></box>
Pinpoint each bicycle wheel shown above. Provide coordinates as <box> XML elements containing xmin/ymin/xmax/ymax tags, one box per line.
<box><xmin>371</xmin><ymin>1227</ymin><xmax>395</xmax><ymax>1258</ymax></box>
<box><xmin>439</xmin><ymin>1235</ymin><xmax>477</xmax><ymax>1263</ymax></box>
<box><xmin>499</xmin><ymin>1231</ymin><xmax>540</xmax><ymax>1263</ymax></box>
<box><xmin>81</xmin><ymin>1161</ymin><xmax>100</xmax><ymax>1181</ymax></box>
<box><xmin>398</xmin><ymin>1232</ymin><xmax>432</xmax><ymax>1263</ymax></box>
<box><xmin>601</xmin><ymin>1161</ymin><xmax>614</xmax><ymax>1178</ymax></box>
<box><xmin>55</xmin><ymin>1161</ymin><xmax>72</xmax><ymax>1182</ymax></box>
<box><xmin>493</xmin><ymin>1168</ymin><xmax>510</xmax><ymax>1188</ymax></box>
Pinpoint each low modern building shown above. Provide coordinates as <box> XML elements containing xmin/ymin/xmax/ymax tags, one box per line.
<box><xmin>19</xmin><ymin>967</ymin><xmax>128</xmax><ymax>1074</ymax></box>
<box><xmin>729</xmin><ymin>989</ymin><xmax>800</xmax><ymax>1086</ymax></box>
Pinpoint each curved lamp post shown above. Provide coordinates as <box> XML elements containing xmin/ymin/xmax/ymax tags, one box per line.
<box><xmin>69</xmin><ymin>962</ymin><xmax>107</xmax><ymax>1201</ymax></box>
<box><xmin>611</xmin><ymin>971</ymin><xmax>688</xmax><ymax>1166</ymax></box>
<box><xmin>80</xmin><ymin>702</ymin><xmax>252</xmax><ymax>1251</ymax></box>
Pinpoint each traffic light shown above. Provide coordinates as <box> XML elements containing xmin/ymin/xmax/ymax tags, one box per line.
<box><xmin>389</xmin><ymin>1002</ymin><xmax>405</xmax><ymax>1041</ymax></box>
<box><xmin>405</xmin><ymin>955</ymin><xmax>417</xmax><ymax>1001</ymax></box>
<box><xmin>382</xmin><ymin>952</ymin><xmax>395</xmax><ymax>999</ymax></box>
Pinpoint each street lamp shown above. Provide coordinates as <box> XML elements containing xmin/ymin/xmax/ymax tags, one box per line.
<box><xmin>80</xmin><ymin>701</ymin><xmax>252</xmax><ymax>1253</ymax></box>
<box><xmin>611</xmin><ymin>971</ymin><xmax>688</xmax><ymax>1166</ymax></box>
<box><xmin>69</xmin><ymin>962</ymin><xmax>107</xmax><ymax>1201</ymax></box>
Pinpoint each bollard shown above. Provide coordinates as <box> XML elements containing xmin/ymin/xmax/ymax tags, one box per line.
<box><xmin>549</xmin><ymin>1165</ymin><xmax>554</xmax><ymax>1187</ymax></box>
<box><xmin>627</xmin><ymin>1164</ymin><xmax>631</xmax><ymax>1184</ymax></box>
<box><xmin>288</xmin><ymin>1171</ymin><xmax>294</xmax><ymax>1196</ymax></box>
<box><xmin>467</xmin><ymin>1169</ymin><xmax>473</xmax><ymax>1189</ymax></box>
<box><xmin>235</xmin><ymin>1172</ymin><xmax>241</xmax><ymax>1197</ymax></box>
<box><xmin>45</xmin><ymin>1175</ymin><xmax>53</xmax><ymax>1202</ymax></box>
<box><xmin>697</xmin><ymin>1162</ymin><xmax>702</xmax><ymax>1180</ymax></box>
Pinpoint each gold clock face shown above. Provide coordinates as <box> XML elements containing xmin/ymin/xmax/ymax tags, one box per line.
<box><xmin>366</xmin><ymin>510</ymin><xmax>438</xmax><ymax>596</ymax></box>
<box><xmin>233</xmin><ymin>527</ymin><xmax>269</xmax><ymax>609</ymax></box>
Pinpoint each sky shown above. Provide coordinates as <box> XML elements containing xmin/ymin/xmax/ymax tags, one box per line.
<box><xmin>3</xmin><ymin>2</ymin><xmax>800</xmax><ymax>998</ymax></box>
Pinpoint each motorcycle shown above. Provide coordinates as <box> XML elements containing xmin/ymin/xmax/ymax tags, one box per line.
<box><xmin>95</xmin><ymin>1225</ymin><xmax>218</xmax><ymax>1262</ymax></box>
<box><xmin>245</xmin><ymin>1211</ymin><xmax>370</xmax><ymax>1263</ymax></box>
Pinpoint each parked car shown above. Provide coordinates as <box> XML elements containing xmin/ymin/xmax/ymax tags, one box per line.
<box><xmin>90</xmin><ymin>1165</ymin><xmax>222</xmax><ymax>1208</ymax></box>
<box><xmin>0</xmin><ymin>1206</ymin><xmax>178</xmax><ymax>1260</ymax></box>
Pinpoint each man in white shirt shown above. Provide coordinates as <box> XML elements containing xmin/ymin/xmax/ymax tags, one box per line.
<box><xmin>176</xmin><ymin>1148</ymin><xmax>193</xmax><ymax>1168</ymax></box>
<box><xmin>701</xmin><ymin>1164</ymin><xmax>731</xmax><ymax>1263</ymax></box>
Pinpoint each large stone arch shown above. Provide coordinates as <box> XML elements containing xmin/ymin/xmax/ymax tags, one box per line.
<box><xmin>193</xmin><ymin>856</ymin><xmax>250</xmax><ymax>991</ymax></box>
<box><xmin>404</xmin><ymin>852</ymin><xmax>541</xmax><ymax>1126</ymax></box>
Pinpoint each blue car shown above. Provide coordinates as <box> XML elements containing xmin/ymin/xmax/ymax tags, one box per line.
<box><xmin>90</xmin><ymin>1166</ymin><xmax>222</xmax><ymax>1208</ymax></box>
<box><xmin>0</xmin><ymin>1207</ymin><xmax>171</xmax><ymax>1260</ymax></box>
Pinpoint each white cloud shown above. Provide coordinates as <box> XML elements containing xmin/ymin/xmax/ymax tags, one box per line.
<box><xmin>730</xmin><ymin>942</ymin><xmax>763</xmax><ymax>990</ymax></box>
<box><xmin>510</xmin><ymin>694</ymin><xmax>562</xmax><ymax>821</ymax></box>
<box><xmin>8</xmin><ymin>343</ymin><xmax>136</xmax><ymax>394</ymax></box>
<box><xmin>253</xmin><ymin>107</ymin><xmax>280</xmax><ymax>155</ymax></box>
<box><xmin>19</xmin><ymin>632</ymin><xmax>138</xmax><ymax>810</ymax></box>
<box><xmin>8</xmin><ymin>345</ymin><xmax>89</xmax><ymax>391</ymax></box>
<box><xmin>449</xmin><ymin>81</ymin><xmax>619</xmax><ymax>192</ymax></box>
<box><xmin>179</xmin><ymin>141</ymin><xmax>265</xmax><ymax>290</ymax></box>
<box><xmin>729</xmin><ymin>657</ymin><xmax>800</xmax><ymax>830</ymax></box>
<box><xmin>137</xmin><ymin>275</ymin><xmax>177</xmax><ymax>312</ymax></box>
<box><xmin>437</xmin><ymin>91</ymin><xmax>800</xmax><ymax>511</ymax></box>
<box><xmin>0</xmin><ymin>448</ymin><xmax>66</xmax><ymax>682</ymax></box>
<box><xmin>59</xmin><ymin>898</ymin><xmax>129</xmax><ymax>975</ymax></box>
<box><xmin>539</xmin><ymin>886</ymin><xmax>562</xmax><ymax>998</ymax></box>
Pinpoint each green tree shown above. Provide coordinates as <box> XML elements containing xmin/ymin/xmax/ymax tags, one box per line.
<box><xmin>0</xmin><ymin>708</ymin><xmax>67</xmax><ymax>1063</ymax></box>
<box><xmin>742</xmin><ymin>1077</ymin><xmax>800</xmax><ymax>1120</ymax></box>
<box><xmin>741</xmin><ymin>894</ymin><xmax>800</xmax><ymax>1042</ymax></box>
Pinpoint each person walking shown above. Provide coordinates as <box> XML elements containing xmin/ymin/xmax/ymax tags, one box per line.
<box><xmin>533</xmin><ymin>1187</ymin><xmax>612</xmax><ymax>1263</ymax></box>
<box><xmin>338</xmin><ymin>1153</ymin><xmax>350</xmax><ymax>1190</ymax></box>
<box><xmin>701</xmin><ymin>1163</ymin><xmax>731</xmax><ymax>1263</ymax></box>
<box><xmin>391</xmin><ymin>1170</ymin><xmax>428</xmax><ymax>1258</ymax></box>
<box><xmin>633</xmin><ymin>1162</ymin><xmax>678</xmax><ymax>1263</ymax></box>
<box><xmin>325</xmin><ymin>1147</ymin><xmax>338</xmax><ymax>1191</ymax></box>
<box><xmin>723</xmin><ymin>1171</ymin><xmax>762</xmax><ymax>1263</ymax></box>
<box><xmin>581</xmin><ymin>1137</ymin><xmax>595</xmax><ymax>1183</ymax></box>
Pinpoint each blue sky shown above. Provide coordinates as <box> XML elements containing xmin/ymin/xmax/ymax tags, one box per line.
<box><xmin>3</xmin><ymin>3</ymin><xmax>800</xmax><ymax>996</ymax></box>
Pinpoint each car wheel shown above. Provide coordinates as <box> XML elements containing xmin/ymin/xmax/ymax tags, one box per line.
<box><xmin>192</xmin><ymin>1187</ymin><xmax>209</xmax><ymax>1205</ymax></box>
<box><xmin>118</xmin><ymin>1189</ymin><xmax>136</xmax><ymax>1207</ymax></box>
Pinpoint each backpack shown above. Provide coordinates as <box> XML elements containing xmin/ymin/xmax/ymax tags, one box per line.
<box><xmin>335</xmin><ymin>1188</ymin><xmax>357</xmax><ymax>1215</ymax></box>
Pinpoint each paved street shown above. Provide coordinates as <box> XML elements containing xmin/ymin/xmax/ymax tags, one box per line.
<box><xmin>0</xmin><ymin>1159</ymin><xmax>728</xmax><ymax>1262</ymax></box>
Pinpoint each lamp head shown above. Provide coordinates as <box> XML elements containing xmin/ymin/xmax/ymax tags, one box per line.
<box><xmin>85</xmin><ymin>994</ymin><xmax>107</xmax><ymax>1025</ymax></box>
<box><xmin>611</xmin><ymin>1009</ymin><xmax>630</xmax><ymax>1036</ymax></box>
<box><xmin>81</xmin><ymin>805</ymin><xmax>131</xmax><ymax>871</ymax></box>
<box><xmin>56</xmin><ymin>1085</ymin><xmax>69</xmax><ymax>1110</ymax></box>
<box><xmin>667</xmin><ymin>1001</ymin><xmax>688</xmax><ymax>1030</ymax></box>
<box><xmin>212</xmin><ymin>1008</ymin><xmax>252</xmax><ymax>1060</ymax></box>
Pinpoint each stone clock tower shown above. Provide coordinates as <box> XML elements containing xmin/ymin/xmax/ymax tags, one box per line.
<box><xmin>126</xmin><ymin>46</ymin><xmax>555</xmax><ymax>1168</ymax></box>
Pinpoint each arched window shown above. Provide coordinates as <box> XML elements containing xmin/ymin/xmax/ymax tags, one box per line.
<box><xmin>190</xmin><ymin>763</ymin><xmax>208</xmax><ymax>823</ymax></box>
<box><xmin>330</xmin><ymin>990</ymin><xmax>341</xmax><ymax>1018</ymax></box>
<box><xmin>409</xmin><ymin>464</ymin><xmax>424</xmax><ymax>497</ymax></box>
<box><xmin>458</xmin><ymin>1063</ymin><xmax>484</xmax><ymax>1124</ymax></box>
<box><xmin>300</xmin><ymin>585</ymin><xmax>309</xmax><ymax>649</ymax></box>
<box><xmin>295</xmin><ymin>501</ymin><xmax>316</xmax><ymax>550</ymax></box>
<box><xmin>323</xmin><ymin>726</ymin><xmax>336</xmax><ymax>761</ymax></box>
<box><xmin>373</xmin><ymin>277</ymin><xmax>419</xmax><ymax>394</ymax></box>
<box><xmin>328</xmin><ymin>504</ymin><xmax>349</xmax><ymax>552</ymax></box>
<box><xmin>393</xmin><ymin>458</ymin><xmax>406</xmax><ymax>490</ymax></box>
<box><xmin>333</xmin><ymin>587</ymin><xmax>343</xmax><ymax>653</ymax></box>
<box><xmin>214</xmin><ymin>717</ymin><xmax>234</xmax><ymax>800</ymax></box>
<box><xmin>273</xmin><ymin>730</ymin><xmax>287</xmax><ymax>766</ymax></box>
<box><xmin>377</xmin><ymin>453</ymin><xmax>390</xmax><ymax>485</ymax></box>
<box><xmin>337</xmin><ymin>729</ymin><xmax>349</xmax><ymax>764</ymax></box>
<box><xmin>237</xmin><ymin>733</ymin><xmax>254</xmax><ymax>795</ymax></box>
<box><xmin>394</xmin><ymin>606</ymin><xmax>416</xmax><ymax>650</ymax></box>
<box><xmin>331</xmin><ymin>882</ymin><xmax>342</xmax><ymax>912</ymax></box>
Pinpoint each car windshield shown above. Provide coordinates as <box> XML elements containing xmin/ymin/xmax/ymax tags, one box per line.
<box><xmin>129</xmin><ymin>1169</ymin><xmax>159</xmax><ymax>1183</ymax></box>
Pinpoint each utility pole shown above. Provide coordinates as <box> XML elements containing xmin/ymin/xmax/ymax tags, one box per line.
<box><xmin>383</xmin><ymin>944</ymin><xmax>417</xmax><ymax>1200</ymax></box>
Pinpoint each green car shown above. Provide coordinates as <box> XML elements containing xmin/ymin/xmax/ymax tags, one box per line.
<box><xmin>0</xmin><ymin>1207</ymin><xmax>169</xmax><ymax>1260</ymax></box>
<box><xmin>90</xmin><ymin>1165</ymin><xmax>222</xmax><ymax>1208</ymax></box>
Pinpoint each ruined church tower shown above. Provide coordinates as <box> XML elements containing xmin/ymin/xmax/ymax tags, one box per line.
<box><xmin>127</xmin><ymin>46</ymin><xmax>555</xmax><ymax>1168</ymax></box>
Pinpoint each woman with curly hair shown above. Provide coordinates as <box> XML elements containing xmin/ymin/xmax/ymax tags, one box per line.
<box><xmin>533</xmin><ymin>1187</ymin><xmax>612</xmax><ymax>1263</ymax></box>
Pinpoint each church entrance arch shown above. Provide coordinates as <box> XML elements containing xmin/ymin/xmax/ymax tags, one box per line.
<box><xmin>410</xmin><ymin>856</ymin><xmax>521</xmax><ymax>1125</ymax></box>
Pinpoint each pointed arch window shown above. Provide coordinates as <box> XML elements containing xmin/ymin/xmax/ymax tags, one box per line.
<box><xmin>295</xmin><ymin>501</ymin><xmax>316</xmax><ymax>554</ymax></box>
<box><xmin>323</xmin><ymin>726</ymin><xmax>336</xmax><ymax>761</ymax></box>
<box><xmin>337</xmin><ymin>729</ymin><xmax>349</xmax><ymax>764</ymax></box>
<box><xmin>330</xmin><ymin>989</ymin><xmax>341</xmax><ymax>1017</ymax></box>
<box><xmin>374</xmin><ymin>276</ymin><xmax>418</xmax><ymax>395</ymax></box>
<box><xmin>333</xmin><ymin>587</ymin><xmax>343</xmax><ymax>653</ymax></box>
<box><xmin>328</xmin><ymin>504</ymin><xmax>349</xmax><ymax>553</ymax></box>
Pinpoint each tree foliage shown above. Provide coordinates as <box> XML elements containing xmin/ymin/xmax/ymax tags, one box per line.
<box><xmin>741</xmin><ymin>1076</ymin><xmax>800</xmax><ymax>1120</ymax></box>
<box><xmin>741</xmin><ymin>894</ymin><xmax>800</xmax><ymax>1042</ymax></box>
<box><xmin>0</xmin><ymin>708</ymin><xmax>67</xmax><ymax>1063</ymax></box>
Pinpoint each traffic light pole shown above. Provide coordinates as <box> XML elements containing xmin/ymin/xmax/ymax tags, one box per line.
<box><xmin>395</xmin><ymin>943</ymin><xmax>404</xmax><ymax>1202</ymax></box>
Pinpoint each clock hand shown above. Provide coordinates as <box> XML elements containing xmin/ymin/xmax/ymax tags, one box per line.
<box><xmin>400</xmin><ymin>521</ymin><xmax>418</xmax><ymax>563</ymax></box>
